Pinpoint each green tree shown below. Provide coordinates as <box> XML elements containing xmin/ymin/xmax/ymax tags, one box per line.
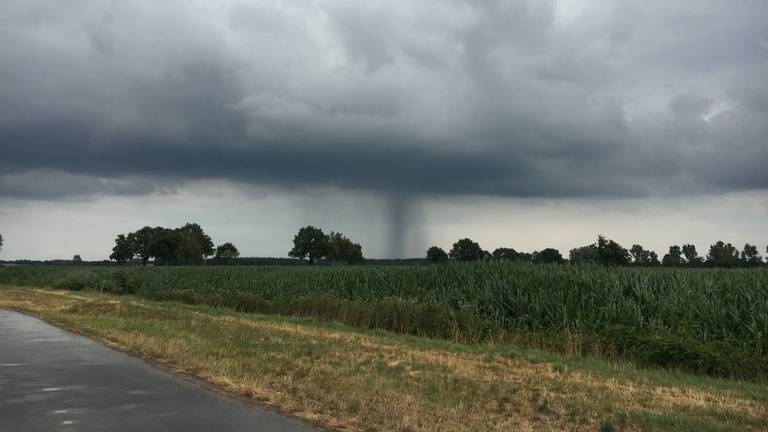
<box><xmin>176</xmin><ymin>223</ymin><xmax>214</xmax><ymax>265</ymax></box>
<box><xmin>533</xmin><ymin>248</ymin><xmax>563</xmax><ymax>264</ymax></box>
<box><xmin>596</xmin><ymin>235</ymin><xmax>630</xmax><ymax>266</ymax></box>
<box><xmin>449</xmin><ymin>238</ymin><xmax>484</xmax><ymax>262</ymax></box>
<box><xmin>327</xmin><ymin>232</ymin><xmax>364</xmax><ymax>264</ymax></box>
<box><xmin>740</xmin><ymin>243</ymin><xmax>762</xmax><ymax>267</ymax></box>
<box><xmin>517</xmin><ymin>252</ymin><xmax>534</xmax><ymax>262</ymax></box>
<box><xmin>569</xmin><ymin>245</ymin><xmax>598</xmax><ymax>264</ymax></box>
<box><xmin>110</xmin><ymin>234</ymin><xmax>134</xmax><ymax>264</ymax></box>
<box><xmin>630</xmin><ymin>244</ymin><xmax>651</xmax><ymax>265</ymax></box>
<box><xmin>128</xmin><ymin>226</ymin><xmax>155</xmax><ymax>266</ymax></box>
<box><xmin>215</xmin><ymin>242</ymin><xmax>240</xmax><ymax>264</ymax></box>
<box><xmin>0</xmin><ymin>233</ymin><xmax>3</xmax><ymax>253</ymax></box>
<box><xmin>662</xmin><ymin>245</ymin><xmax>684</xmax><ymax>267</ymax></box>
<box><xmin>148</xmin><ymin>227</ymin><xmax>181</xmax><ymax>265</ymax></box>
<box><xmin>176</xmin><ymin>232</ymin><xmax>203</xmax><ymax>265</ymax></box>
<box><xmin>706</xmin><ymin>241</ymin><xmax>740</xmax><ymax>268</ymax></box>
<box><xmin>492</xmin><ymin>247</ymin><xmax>518</xmax><ymax>261</ymax></box>
<box><xmin>289</xmin><ymin>226</ymin><xmax>330</xmax><ymax>265</ymax></box>
<box><xmin>72</xmin><ymin>255</ymin><xmax>82</xmax><ymax>263</ymax></box>
<box><xmin>682</xmin><ymin>244</ymin><xmax>703</xmax><ymax>266</ymax></box>
<box><xmin>630</xmin><ymin>245</ymin><xmax>659</xmax><ymax>266</ymax></box>
<box><xmin>426</xmin><ymin>246</ymin><xmax>448</xmax><ymax>264</ymax></box>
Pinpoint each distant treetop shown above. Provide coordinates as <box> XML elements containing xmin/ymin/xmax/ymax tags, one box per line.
<box><xmin>215</xmin><ymin>243</ymin><xmax>240</xmax><ymax>264</ymax></box>
<box><xmin>449</xmin><ymin>238</ymin><xmax>485</xmax><ymax>262</ymax></box>
<box><xmin>426</xmin><ymin>246</ymin><xmax>448</xmax><ymax>264</ymax></box>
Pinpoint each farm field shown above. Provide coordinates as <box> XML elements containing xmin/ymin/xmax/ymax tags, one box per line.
<box><xmin>1</xmin><ymin>263</ymin><xmax>767</xmax><ymax>382</ymax></box>
<box><xmin>0</xmin><ymin>287</ymin><xmax>766</xmax><ymax>432</ymax></box>
<box><xmin>4</xmin><ymin>2</ymin><xmax>767</xmax><ymax>430</ymax></box>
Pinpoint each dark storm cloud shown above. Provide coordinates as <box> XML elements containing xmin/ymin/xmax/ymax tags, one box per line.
<box><xmin>1</xmin><ymin>0</ymin><xmax>767</xmax><ymax>200</ymax></box>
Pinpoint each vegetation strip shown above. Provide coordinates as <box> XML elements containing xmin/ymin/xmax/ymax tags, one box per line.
<box><xmin>2</xmin><ymin>263</ymin><xmax>766</xmax><ymax>381</ymax></box>
<box><xmin>1</xmin><ymin>287</ymin><xmax>765</xmax><ymax>432</ymax></box>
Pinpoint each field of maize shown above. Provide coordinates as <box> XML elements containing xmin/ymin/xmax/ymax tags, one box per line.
<box><xmin>1</xmin><ymin>263</ymin><xmax>766</xmax><ymax>380</ymax></box>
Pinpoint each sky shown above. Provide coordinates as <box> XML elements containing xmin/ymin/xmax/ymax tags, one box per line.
<box><xmin>1</xmin><ymin>0</ymin><xmax>767</xmax><ymax>260</ymax></box>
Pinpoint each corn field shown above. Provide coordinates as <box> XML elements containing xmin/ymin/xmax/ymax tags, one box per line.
<box><xmin>2</xmin><ymin>263</ymin><xmax>766</xmax><ymax>353</ymax></box>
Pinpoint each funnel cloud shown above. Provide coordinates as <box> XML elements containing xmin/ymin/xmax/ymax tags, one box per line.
<box><xmin>386</xmin><ymin>194</ymin><xmax>425</xmax><ymax>259</ymax></box>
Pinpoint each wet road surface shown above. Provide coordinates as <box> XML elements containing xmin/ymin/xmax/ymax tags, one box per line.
<box><xmin>0</xmin><ymin>309</ymin><xmax>318</xmax><ymax>431</ymax></box>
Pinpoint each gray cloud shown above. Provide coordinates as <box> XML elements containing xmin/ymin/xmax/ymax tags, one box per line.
<box><xmin>0</xmin><ymin>170</ymin><xmax>162</xmax><ymax>200</ymax></box>
<box><xmin>1</xmin><ymin>0</ymin><xmax>767</xmax><ymax>200</ymax></box>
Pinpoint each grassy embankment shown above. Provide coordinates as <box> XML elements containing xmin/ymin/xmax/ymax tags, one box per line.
<box><xmin>1</xmin><ymin>287</ymin><xmax>766</xmax><ymax>432</ymax></box>
<box><xmin>1</xmin><ymin>264</ymin><xmax>766</xmax><ymax>381</ymax></box>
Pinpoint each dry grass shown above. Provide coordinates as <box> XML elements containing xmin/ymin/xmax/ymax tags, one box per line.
<box><xmin>1</xmin><ymin>287</ymin><xmax>766</xmax><ymax>432</ymax></box>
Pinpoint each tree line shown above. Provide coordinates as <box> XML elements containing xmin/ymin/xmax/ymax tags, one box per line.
<box><xmin>426</xmin><ymin>235</ymin><xmax>767</xmax><ymax>268</ymax></box>
<box><xmin>2</xmin><ymin>225</ymin><xmax>762</xmax><ymax>268</ymax></box>
<box><xmin>107</xmin><ymin>224</ymin><xmax>364</xmax><ymax>266</ymax></box>
<box><xmin>109</xmin><ymin>223</ymin><xmax>240</xmax><ymax>265</ymax></box>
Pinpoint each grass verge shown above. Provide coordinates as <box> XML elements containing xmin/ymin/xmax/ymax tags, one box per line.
<box><xmin>1</xmin><ymin>287</ymin><xmax>766</xmax><ymax>432</ymax></box>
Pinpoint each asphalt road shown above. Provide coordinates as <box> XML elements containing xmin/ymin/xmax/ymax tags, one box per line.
<box><xmin>0</xmin><ymin>309</ymin><xmax>317</xmax><ymax>432</ymax></box>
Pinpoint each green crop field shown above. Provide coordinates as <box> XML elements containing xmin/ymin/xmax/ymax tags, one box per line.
<box><xmin>1</xmin><ymin>263</ymin><xmax>767</xmax><ymax>381</ymax></box>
